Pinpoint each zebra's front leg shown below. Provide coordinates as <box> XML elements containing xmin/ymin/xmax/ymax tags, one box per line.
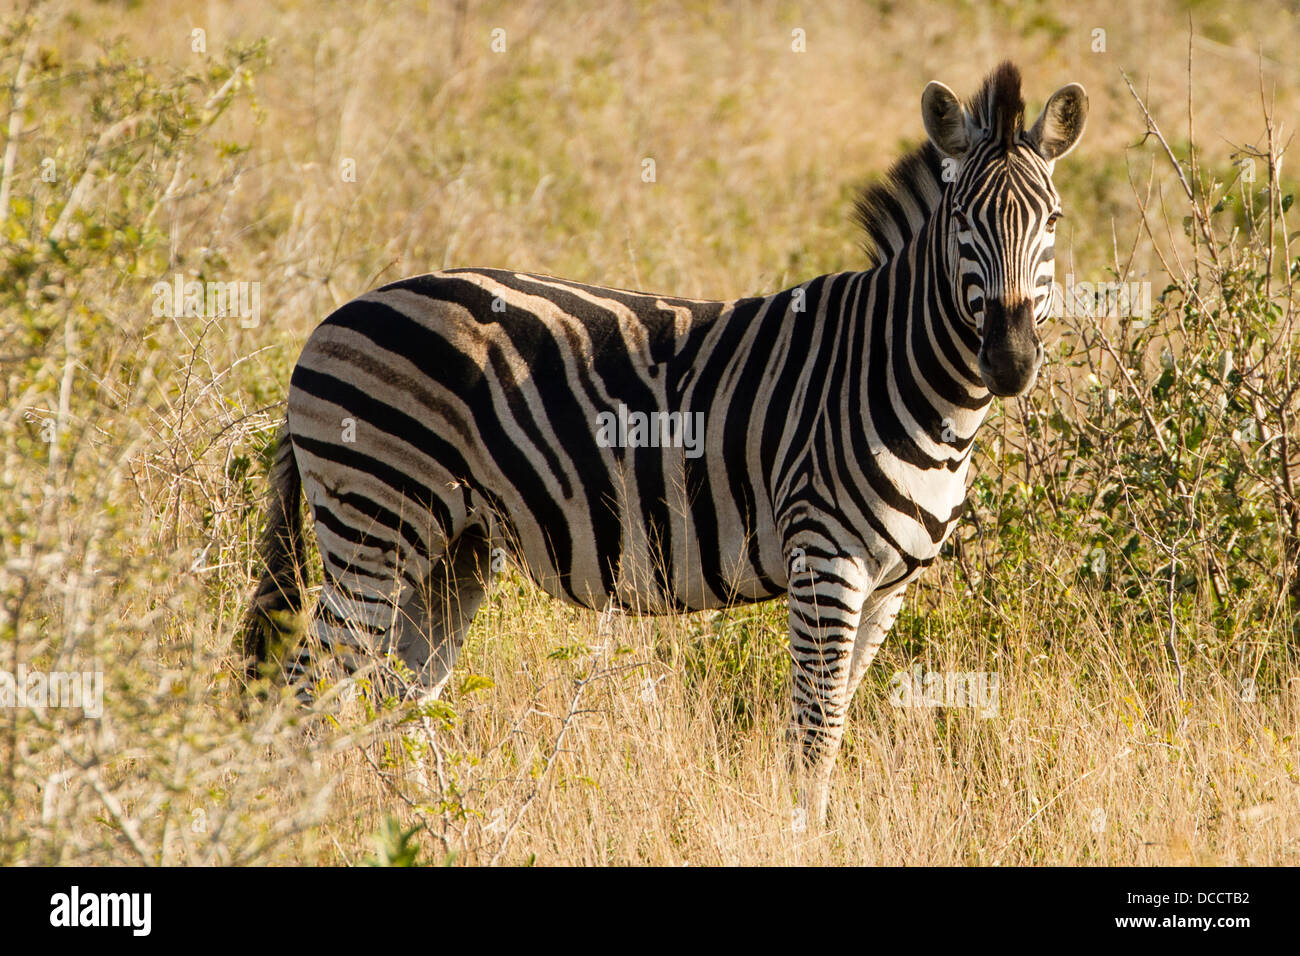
<box><xmin>786</xmin><ymin>548</ymin><xmax>871</xmax><ymax>826</ymax></box>
<box><xmin>845</xmin><ymin>585</ymin><xmax>906</xmax><ymax>703</ymax></box>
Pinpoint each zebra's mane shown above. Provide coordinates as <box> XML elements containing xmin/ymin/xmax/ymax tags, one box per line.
<box><xmin>852</xmin><ymin>62</ymin><xmax>1025</xmax><ymax>266</ymax></box>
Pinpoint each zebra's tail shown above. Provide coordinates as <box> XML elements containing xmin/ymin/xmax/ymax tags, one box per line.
<box><xmin>239</xmin><ymin>423</ymin><xmax>306</xmax><ymax>689</ymax></box>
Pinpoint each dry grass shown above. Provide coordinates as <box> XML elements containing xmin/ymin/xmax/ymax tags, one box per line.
<box><xmin>299</xmin><ymin>565</ymin><xmax>1300</xmax><ymax>865</ymax></box>
<box><xmin>2</xmin><ymin>0</ymin><xmax>1298</xmax><ymax>865</ymax></box>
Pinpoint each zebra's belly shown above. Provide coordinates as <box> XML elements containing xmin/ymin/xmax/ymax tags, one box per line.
<box><xmin>477</xmin><ymin>480</ymin><xmax>788</xmax><ymax>615</ymax></box>
<box><xmin>519</xmin><ymin>564</ymin><xmax>786</xmax><ymax>615</ymax></box>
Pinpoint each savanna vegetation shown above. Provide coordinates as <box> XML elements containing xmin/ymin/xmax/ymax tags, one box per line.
<box><xmin>2</xmin><ymin>0</ymin><xmax>1298</xmax><ymax>864</ymax></box>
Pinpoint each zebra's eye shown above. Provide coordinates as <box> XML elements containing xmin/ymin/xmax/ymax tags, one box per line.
<box><xmin>1046</xmin><ymin>211</ymin><xmax>1062</xmax><ymax>232</ymax></box>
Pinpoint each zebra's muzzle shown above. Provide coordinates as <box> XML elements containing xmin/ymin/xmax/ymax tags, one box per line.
<box><xmin>978</xmin><ymin>299</ymin><xmax>1042</xmax><ymax>397</ymax></box>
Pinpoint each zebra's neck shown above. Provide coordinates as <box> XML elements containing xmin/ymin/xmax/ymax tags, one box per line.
<box><xmin>844</xmin><ymin>216</ymin><xmax>992</xmax><ymax>468</ymax></box>
<box><xmin>922</xmin><ymin>211</ymin><xmax>993</xmax><ymax>442</ymax></box>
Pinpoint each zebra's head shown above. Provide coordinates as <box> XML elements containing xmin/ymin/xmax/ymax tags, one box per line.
<box><xmin>921</xmin><ymin>64</ymin><xmax>1088</xmax><ymax>397</ymax></box>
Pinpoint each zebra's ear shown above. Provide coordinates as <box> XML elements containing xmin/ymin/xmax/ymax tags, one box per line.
<box><xmin>1028</xmin><ymin>83</ymin><xmax>1088</xmax><ymax>161</ymax></box>
<box><xmin>921</xmin><ymin>81</ymin><xmax>973</xmax><ymax>159</ymax></box>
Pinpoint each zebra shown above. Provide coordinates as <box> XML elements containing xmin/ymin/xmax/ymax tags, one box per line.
<box><xmin>241</xmin><ymin>62</ymin><xmax>1086</xmax><ymax>823</ymax></box>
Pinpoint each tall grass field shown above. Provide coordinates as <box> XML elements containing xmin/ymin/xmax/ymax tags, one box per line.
<box><xmin>2</xmin><ymin>0</ymin><xmax>1298</xmax><ymax>865</ymax></box>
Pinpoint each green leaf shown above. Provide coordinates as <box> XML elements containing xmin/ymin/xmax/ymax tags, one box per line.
<box><xmin>459</xmin><ymin>674</ymin><xmax>495</xmax><ymax>695</ymax></box>
<box><xmin>365</xmin><ymin>816</ymin><xmax>422</xmax><ymax>867</ymax></box>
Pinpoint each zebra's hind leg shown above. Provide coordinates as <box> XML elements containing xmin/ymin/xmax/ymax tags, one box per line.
<box><xmin>393</xmin><ymin>524</ymin><xmax>492</xmax><ymax>799</ymax></box>
<box><xmin>394</xmin><ymin>523</ymin><xmax>493</xmax><ymax>704</ymax></box>
<box><xmin>286</xmin><ymin>525</ymin><xmax>491</xmax><ymax>708</ymax></box>
<box><xmin>286</xmin><ymin>567</ymin><xmax>411</xmax><ymax>706</ymax></box>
